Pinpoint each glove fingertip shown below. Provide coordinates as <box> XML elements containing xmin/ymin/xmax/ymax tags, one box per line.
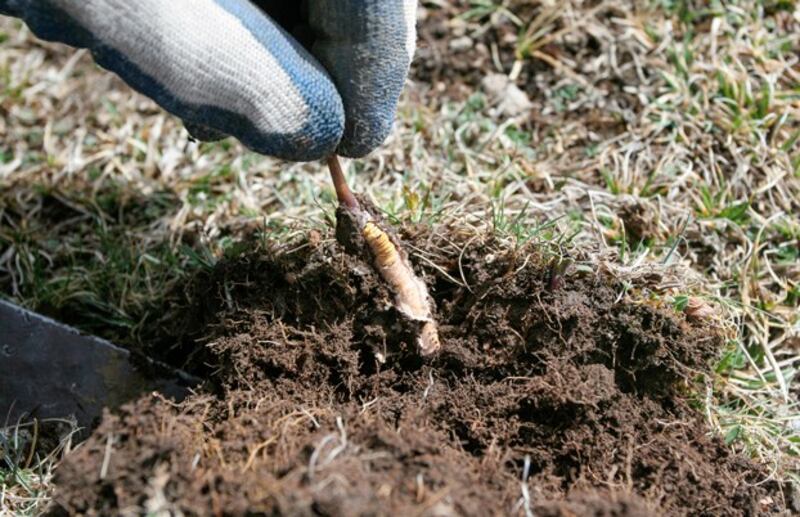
<box><xmin>241</xmin><ymin>76</ymin><xmax>345</xmax><ymax>162</ymax></box>
<box><xmin>334</xmin><ymin>116</ymin><xmax>393</xmax><ymax>159</ymax></box>
<box><xmin>311</xmin><ymin>0</ymin><xmax>416</xmax><ymax>159</ymax></box>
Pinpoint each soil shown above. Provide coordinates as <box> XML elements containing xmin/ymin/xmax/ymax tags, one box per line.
<box><xmin>47</xmin><ymin>225</ymin><xmax>785</xmax><ymax>516</ymax></box>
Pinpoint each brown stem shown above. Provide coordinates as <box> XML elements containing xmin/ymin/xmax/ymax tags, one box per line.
<box><xmin>327</xmin><ymin>155</ymin><xmax>359</xmax><ymax>210</ymax></box>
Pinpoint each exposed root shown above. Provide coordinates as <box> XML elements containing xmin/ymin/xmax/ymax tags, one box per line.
<box><xmin>327</xmin><ymin>156</ymin><xmax>440</xmax><ymax>356</ymax></box>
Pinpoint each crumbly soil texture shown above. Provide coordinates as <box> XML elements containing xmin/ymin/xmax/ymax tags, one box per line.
<box><xmin>49</xmin><ymin>228</ymin><xmax>783</xmax><ymax>517</ymax></box>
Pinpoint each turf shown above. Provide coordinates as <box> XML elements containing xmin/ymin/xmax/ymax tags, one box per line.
<box><xmin>1</xmin><ymin>0</ymin><xmax>799</xmax><ymax>513</ymax></box>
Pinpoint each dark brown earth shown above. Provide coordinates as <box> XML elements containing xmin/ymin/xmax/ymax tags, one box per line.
<box><xmin>48</xmin><ymin>224</ymin><xmax>783</xmax><ymax>516</ymax></box>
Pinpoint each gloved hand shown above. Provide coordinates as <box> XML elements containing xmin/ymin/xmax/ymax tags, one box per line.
<box><xmin>0</xmin><ymin>0</ymin><xmax>417</xmax><ymax>161</ymax></box>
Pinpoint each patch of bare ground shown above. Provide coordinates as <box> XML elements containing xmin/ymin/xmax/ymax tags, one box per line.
<box><xmin>50</xmin><ymin>230</ymin><xmax>783</xmax><ymax>516</ymax></box>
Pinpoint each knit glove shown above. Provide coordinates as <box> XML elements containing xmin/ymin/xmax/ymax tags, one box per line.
<box><xmin>0</xmin><ymin>0</ymin><xmax>417</xmax><ymax>161</ymax></box>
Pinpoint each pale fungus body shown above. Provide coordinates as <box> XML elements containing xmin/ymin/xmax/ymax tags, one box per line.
<box><xmin>329</xmin><ymin>156</ymin><xmax>440</xmax><ymax>356</ymax></box>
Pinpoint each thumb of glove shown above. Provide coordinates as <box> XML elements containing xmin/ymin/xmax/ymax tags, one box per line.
<box><xmin>1</xmin><ymin>0</ymin><xmax>347</xmax><ymax>161</ymax></box>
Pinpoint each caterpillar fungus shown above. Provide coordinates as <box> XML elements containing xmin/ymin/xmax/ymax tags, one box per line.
<box><xmin>328</xmin><ymin>156</ymin><xmax>440</xmax><ymax>356</ymax></box>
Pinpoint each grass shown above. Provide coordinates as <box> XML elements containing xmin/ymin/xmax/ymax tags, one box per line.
<box><xmin>2</xmin><ymin>0</ymin><xmax>799</xmax><ymax>512</ymax></box>
<box><xmin>1</xmin><ymin>420</ymin><xmax>78</xmax><ymax>515</ymax></box>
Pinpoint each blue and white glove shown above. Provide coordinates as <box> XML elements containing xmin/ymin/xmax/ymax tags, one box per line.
<box><xmin>0</xmin><ymin>1</ymin><xmax>417</xmax><ymax>161</ymax></box>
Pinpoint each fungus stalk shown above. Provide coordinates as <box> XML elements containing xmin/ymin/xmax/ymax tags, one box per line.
<box><xmin>327</xmin><ymin>155</ymin><xmax>440</xmax><ymax>356</ymax></box>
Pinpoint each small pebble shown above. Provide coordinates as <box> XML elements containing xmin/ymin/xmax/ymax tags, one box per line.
<box><xmin>449</xmin><ymin>36</ymin><xmax>473</xmax><ymax>52</ymax></box>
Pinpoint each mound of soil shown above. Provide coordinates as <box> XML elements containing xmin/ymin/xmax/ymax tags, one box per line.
<box><xmin>48</xmin><ymin>228</ymin><xmax>782</xmax><ymax>516</ymax></box>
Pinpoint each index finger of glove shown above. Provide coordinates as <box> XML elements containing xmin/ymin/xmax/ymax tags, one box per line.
<box><xmin>309</xmin><ymin>0</ymin><xmax>417</xmax><ymax>158</ymax></box>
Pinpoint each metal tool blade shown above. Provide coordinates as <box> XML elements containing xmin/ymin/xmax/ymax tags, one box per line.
<box><xmin>0</xmin><ymin>299</ymin><xmax>197</xmax><ymax>432</ymax></box>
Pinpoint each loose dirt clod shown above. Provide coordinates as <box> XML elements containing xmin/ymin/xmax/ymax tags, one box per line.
<box><xmin>327</xmin><ymin>156</ymin><xmax>440</xmax><ymax>356</ymax></box>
